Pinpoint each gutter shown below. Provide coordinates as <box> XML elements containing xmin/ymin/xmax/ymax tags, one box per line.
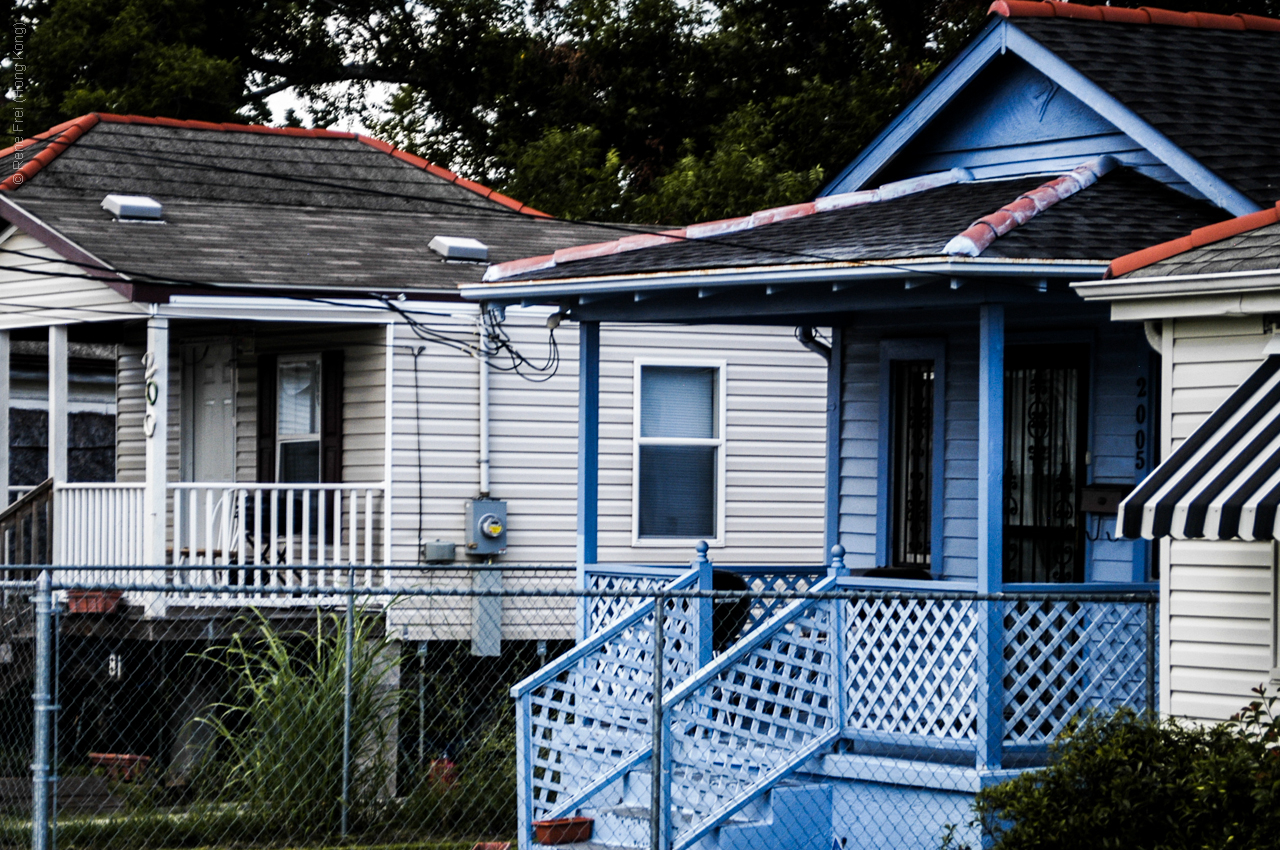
<box><xmin>1073</xmin><ymin>267</ymin><xmax>1280</xmax><ymax>302</ymax></box>
<box><xmin>461</xmin><ymin>257</ymin><xmax>1109</xmax><ymax>304</ymax></box>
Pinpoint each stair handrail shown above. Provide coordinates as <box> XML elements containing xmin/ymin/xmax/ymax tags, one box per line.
<box><xmin>510</xmin><ymin>567</ymin><xmax>699</xmax><ymax>699</ymax></box>
<box><xmin>659</xmin><ymin>574</ymin><xmax>841</xmax><ymax>850</ymax></box>
<box><xmin>0</xmin><ymin>478</ymin><xmax>54</xmax><ymax>568</ymax></box>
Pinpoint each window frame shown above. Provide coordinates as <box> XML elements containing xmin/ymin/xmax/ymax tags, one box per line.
<box><xmin>631</xmin><ymin>357</ymin><xmax>728</xmax><ymax>548</ymax></box>
<box><xmin>876</xmin><ymin>339</ymin><xmax>946</xmax><ymax>570</ymax></box>
<box><xmin>275</xmin><ymin>353</ymin><xmax>323</xmax><ymax>484</ymax></box>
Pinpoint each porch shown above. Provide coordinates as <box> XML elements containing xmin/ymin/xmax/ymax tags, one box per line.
<box><xmin>515</xmin><ymin>550</ymin><xmax>1158</xmax><ymax>850</ymax></box>
<box><xmin>0</xmin><ymin>315</ymin><xmax>393</xmax><ymax>604</ymax></box>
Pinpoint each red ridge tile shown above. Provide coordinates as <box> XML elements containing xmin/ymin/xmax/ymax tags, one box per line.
<box><xmin>1105</xmin><ymin>204</ymin><xmax>1280</xmax><ymax>277</ymax></box>
<box><xmin>990</xmin><ymin>0</ymin><xmax>1280</xmax><ymax>30</ymax></box>
<box><xmin>0</xmin><ymin>115</ymin><xmax>100</xmax><ymax>192</ymax></box>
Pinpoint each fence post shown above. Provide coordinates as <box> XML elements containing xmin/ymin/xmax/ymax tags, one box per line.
<box><xmin>694</xmin><ymin>542</ymin><xmax>713</xmax><ymax>667</ymax></box>
<box><xmin>31</xmin><ymin>570</ymin><xmax>52</xmax><ymax>850</ymax></box>
<box><xmin>651</xmin><ymin>591</ymin><xmax>668</xmax><ymax>850</ymax></box>
<box><xmin>1145</xmin><ymin>599</ymin><xmax>1157</xmax><ymax>717</ymax></box>
<box><xmin>341</xmin><ymin>566</ymin><xmax>355</xmax><ymax>838</ymax></box>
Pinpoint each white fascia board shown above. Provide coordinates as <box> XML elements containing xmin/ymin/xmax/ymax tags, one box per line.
<box><xmin>1004</xmin><ymin>26</ymin><xmax>1260</xmax><ymax>217</ymax></box>
<box><xmin>1074</xmin><ymin>268</ymin><xmax>1280</xmax><ymax>321</ymax></box>
<box><xmin>159</xmin><ymin>295</ymin><xmax>397</xmax><ymax>324</ymax></box>
<box><xmin>460</xmin><ymin>257</ymin><xmax>1109</xmax><ymax>303</ymax></box>
<box><xmin>821</xmin><ymin>19</ymin><xmax>1006</xmax><ymax>195</ymax></box>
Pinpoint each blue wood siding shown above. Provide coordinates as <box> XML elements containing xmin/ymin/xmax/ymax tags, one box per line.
<box><xmin>873</xmin><ymin>58</ymin><xmax>1196</xmax><ymax>199</ymax></box>
<box><xmin>839</xmin><ymin>321</ymin><xmax>1150</xmax><ymax>583</ymax></box>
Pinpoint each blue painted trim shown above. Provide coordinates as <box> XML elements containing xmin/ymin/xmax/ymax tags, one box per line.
<box><xmin>835</xmin><ymin>576</ymin><xmax>978</xmax><ymax>593</ymax></box>
<box><xmin>822</xmin><ymin>18</ymin><xmax>1006</xmax><ymax>195</ymax></box>
<box><xmin>1133</xmin><ymin>348</ymin><xmax>1156</xmax><ymax>582</ymax></box>
<box><xmin>1003</xmin><ymin>26</ymin><xmax>1259</xmax><ymax>216</ymax></box>
<box><xmin>978</xmin><ymin>308</ymin><xmax>1004</xmax><ymax>594</ymax></box>
<box><xmin>695</xmin><ymin>543</ymin><xmax>715</xmax><ymax>667</ymax></box>
<box><xmin>1001</xmin><ymin>581</ymin><xmax>1158</xmax><ymax>594</ymax></box>
<box><xmin>877</xmin><ymin>339</ymin><xmax>947</xmax><ymax>569</ymax></box>
<box><xmin>516</xmin><ymin>693</ymin><xmax>534</xmax><ymax>849</ymax></box>
<box><xmin>576</xmin><ymin>321</ymin><xmax>600</xmax><ymax>639</ymax></box>
<box><xmin>825</xmin><ymin>327</ymin><xmax>844</xmax><ymax>561</ymax></box>
<box><xmin>977</xmin><ymin>305</ymin><xmax>1004</xmax><ymax>774</ymax></box>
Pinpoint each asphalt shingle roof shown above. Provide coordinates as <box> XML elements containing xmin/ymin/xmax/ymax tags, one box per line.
<box><xmin>1</xmin><ymin>115</ymin><xmax>631</xmax><ymax>295</ymax></box>
<box><xmin>500</xmin><ymin>169</ymin><xmax>1226</xmax><ymax>282</ymax></box>
<box><xmin>1014</xmin><ymin>17</ymin><xmax>1280</xmax><ymax>207</ymax></box>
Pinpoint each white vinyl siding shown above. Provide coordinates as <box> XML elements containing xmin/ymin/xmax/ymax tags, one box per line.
<box><xmin>386</xmin><ymin>310</ymin><xmax>828</xmax><ymax>567</ymax></box>
<box><xmin>1165</xmin><ymin>315</ymin><xmax>1274</xmax><ymax>722</ymax></box>
<box><xmin>0</xmin><ymin>232</ymin><xmax>145</xmax><ymax>330</ymax></box>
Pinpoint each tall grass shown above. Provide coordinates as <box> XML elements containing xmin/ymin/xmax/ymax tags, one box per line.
<box><xmin>196</xmin><ymin>608</ymin><xmax>400</xmax><ymax>841</ymax></box>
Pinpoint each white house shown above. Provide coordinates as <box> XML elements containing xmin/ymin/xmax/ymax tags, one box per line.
<box><xmin>1076</xmin><ymin>204</ymin><xmax>1280</xmax><ymax>722</ymax></box>
<box><xmin>0</xmin><ymin>113</ymin><xmax>830</xmax><ymax>643</ymax></box>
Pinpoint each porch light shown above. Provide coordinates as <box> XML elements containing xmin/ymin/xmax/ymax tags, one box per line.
<box><xmin>101</xmin><ymin>194</ymin><xmax>164</xmax><ymax>222</ymax></box>
<box><xmin>429</xmin><ymin>235</ymin><xmax>488</xmax><ymax>262</ymax></box>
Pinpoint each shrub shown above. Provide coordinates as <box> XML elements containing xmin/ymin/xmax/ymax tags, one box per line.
<box><xmin>968</xmin><ymin>695</ymin><xmax>1280</xmax><ymax>850</ymax></box>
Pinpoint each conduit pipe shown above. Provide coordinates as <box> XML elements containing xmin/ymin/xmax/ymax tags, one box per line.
<box><xmin>479</xmin><ymin>323</ymin><xmax>491</xmax><ymax>498</ymax></box>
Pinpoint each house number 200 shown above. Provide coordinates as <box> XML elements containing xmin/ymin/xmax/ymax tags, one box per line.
<box><xmin>1135</xmin><ymin>377</ymin><xmax>1147</xmax><ymax>470</ymax></box>
<box><xmin>142</xmin><ymin>351</ymin><xmax>160</xmax><ymax>437</ymax></box>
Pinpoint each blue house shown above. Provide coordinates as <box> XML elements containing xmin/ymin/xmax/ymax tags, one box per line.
<box><xmin>463</xmin><ymin>3</ymin><xmax>1280</xmax><ymax>848</ymax></box>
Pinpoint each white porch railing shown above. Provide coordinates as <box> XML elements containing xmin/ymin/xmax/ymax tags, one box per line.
<box><xmin>29</xmin><ymin>481</ymin><xmax>388</xmax><ymax>601</ymax></box>
<box><xmin>53</xmin><ymin>482</ymin><xmax>146</xmax><ymax>569</ymax></box>
<box><xmin>166</xmin><ymin>483</ymin><xmax>388</xmax><ymax>602</ymax></box>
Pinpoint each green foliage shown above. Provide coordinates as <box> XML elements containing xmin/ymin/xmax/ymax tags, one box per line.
<box><xmin>968</xmin><ymin>696</ymin><xmax>1280</xmax><ymax>850</ymax></box>
<box><xmin>195</xmin><ymin>609</ymin><xmax>400</xmax><ymax>839</ymax></box>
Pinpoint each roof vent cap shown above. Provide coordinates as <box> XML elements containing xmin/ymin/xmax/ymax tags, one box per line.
<box><xmin>102</xmin><ymin>194</ymin><xmax>163</xmax><ymax>221</ymax></box>
<box><xmin>429</xmin><ymin>235</ymin><xmax>488</xmax><ymax>262</ymax></box>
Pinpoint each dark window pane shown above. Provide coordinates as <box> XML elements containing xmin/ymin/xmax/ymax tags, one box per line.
<box><xmin>279</xmin><ymin>440</ymin><xmax>320</xmax><ymax>483</ymax></box>
<box><xmin>891</xmin><ymin>360</ymin><xmax>933</xmax><ymax>567</ymax></box>
<box><xmin>640</xmin><ymin>366</ymin><xmax>716</xmax><ymax>438</ymax></box>
<box><xmin>1003</xmin><ymin>345</ymin><xmax>1089</xmax><ymax>583</ymax></box>
<box><xmin>638</xmin><ymin>445</ymin><xmax>716</xmax><ymax>537</ymax></box>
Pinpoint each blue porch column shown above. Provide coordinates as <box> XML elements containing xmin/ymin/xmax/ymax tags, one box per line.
<box><xmin>977</xmin><ymin>305</ymin><xmax>1004</xmax><ymax>773</ymax></box>
<box><xmin>576</xmin><ymin>320</ymin><xmax>600</xmax><ymax>640</ymax></box>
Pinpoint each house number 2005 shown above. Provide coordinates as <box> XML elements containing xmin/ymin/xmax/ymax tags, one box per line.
<box><xmin>1135</xmin><ymin>377</ymin><xmax>1147</xmax><ymax>470</ymax></box>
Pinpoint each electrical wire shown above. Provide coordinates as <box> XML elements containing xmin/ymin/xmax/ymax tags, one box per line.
<box><xmin>21</xmin><ymin>131</ymin><xmax>962</xmax><ymax>277</ymax></box>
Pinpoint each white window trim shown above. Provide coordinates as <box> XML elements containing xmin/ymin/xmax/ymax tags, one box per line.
<box><xmin>631</xmin><ymin>357</ymin><xmax>728</xmax><ymax>548</ymax></box>
<box><xmin>276</xmin><ymin>353</ymin><xmax>322</xmax><ymax>482</ymax></box>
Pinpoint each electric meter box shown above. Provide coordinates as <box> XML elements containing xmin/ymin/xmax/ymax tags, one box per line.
<box><xmin>465</xmin><ymin>498</ymin><xmax>507</xmax><ymax>556</ymax></box>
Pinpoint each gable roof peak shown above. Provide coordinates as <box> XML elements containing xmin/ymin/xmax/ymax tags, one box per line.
<box><xmin>989</xmin><ymin>1</ymin><xmax>1280</xmax><ymax>32</ymax></box>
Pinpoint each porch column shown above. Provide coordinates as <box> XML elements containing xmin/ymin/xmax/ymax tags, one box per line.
<box><xmin>575</xmin><ymin>321</ymin><xmax>600</xmax><ymax>641</ymax></box>
<box><xmin>143</xmin><ymin>318</ymin><xmax>169</xmax><ymax>565</ymax></box>
<box><xmin>48</xmin><ymin>326</ymin><xmax>68</xmax><ymax>483</ymax></box>
<box><xmin>977</xmin><ymin>304</ymin><xmax>1004</xmax><ymax>773</ymax></box>
<box><xmin>0</xmin><ymin>330</ymin><xmax>9</xmax><ymax>502</ymax></box>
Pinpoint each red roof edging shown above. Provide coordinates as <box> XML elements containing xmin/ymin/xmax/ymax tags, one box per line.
<box><xmin>0</xmin><ymin>112</ymin><xmax>550</xmax><ymax>217</ymax></box>
<box><xmin>989</xmin><ymin>1</ymin><xmax>1280</xmax><ymax>31</ymax></box>
<box><xmin>1106</xmin><ymin>202</ymin><xmax>1280</xmax><ymax>278</ymax></box>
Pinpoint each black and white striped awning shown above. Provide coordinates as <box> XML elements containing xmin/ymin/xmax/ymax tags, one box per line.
<box><xmin>1120</xmin><ymin>355</ymin><xmax>1280</xmax><ymax>541</ymax></box>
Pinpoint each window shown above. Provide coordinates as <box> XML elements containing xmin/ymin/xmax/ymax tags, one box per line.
<box><xmin>1003</xmin><ymin>344</ymin><xmax>1089</xmax><ymax>583</ymax></box>
<box><xmin>277</xmin><ymin>355</ymin><xmax>322</xmax><ymax>483</ymax></box>
<box><xmin>633</xmin><ymin>362</ymin><xmax>726</xmax><ymax>544</ymax></box>
<box><xmin>877</xmin><ymin>340</ymin><xmax>945</xmax><ymax>571</ymax></box>
<box><xmin>890</xmin><ymin>360</ymin><xmax>935</xmax><ymax>567</ymax></box>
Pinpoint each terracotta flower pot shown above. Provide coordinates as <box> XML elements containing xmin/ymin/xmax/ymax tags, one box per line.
<box><xmin>67</xmin><ymin>589</ymin><xmax>123</xmax><ymax>615</ymax></box>
<box><xmin>533</xmin><ymin>817</ymin><xmax>593</xmax><ymax>845</ymax></box>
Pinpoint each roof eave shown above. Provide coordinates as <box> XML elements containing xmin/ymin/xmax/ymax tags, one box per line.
<box><xmin>462</xmin><ymin>257</ymin><xmax>1110</xmax><ymax>304</ymax></box>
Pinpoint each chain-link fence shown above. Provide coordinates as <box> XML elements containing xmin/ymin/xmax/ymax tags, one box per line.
<box><xmin>0</xmin><ymin>564</ymin><xmax>1157</xmax><ymax>850</ymax></box>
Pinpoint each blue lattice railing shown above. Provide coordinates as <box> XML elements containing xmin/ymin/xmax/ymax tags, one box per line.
<box><xmin>515</xmin><ymin>555</ymin><xmax>1157</xmax><ymax>850</ymax></box>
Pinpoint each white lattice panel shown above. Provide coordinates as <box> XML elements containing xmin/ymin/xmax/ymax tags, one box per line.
<box><xmin>844</xmin><ymin>598</ymin><xmax>979</xmax><ymax>740</ymax></box>
<box><xmin>1002</xmin><ymin>600</ymin><xmax>1150</xmax><ymax>746</ymax></box>
<box><xmin>664</xmin><ymin>600</ymin><xmax>839</xmax><ymax>837</ymax></box>
<box><xmin>527</xmin><ymin>595</ymin><xmax>699</xmax><ymax>818</ymax></box>
<box><xmin>742</xmin><ymin>571</ymin><xmax>823</xmax><ymax>633</ymax></box>
<box><xmin>586</xmin><ymin>572</ymin><xmax>679</xmax><ymax>633</ymax></box>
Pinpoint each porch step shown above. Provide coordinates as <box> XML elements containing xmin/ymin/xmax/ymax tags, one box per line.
<box><xmin>580</xmin><ymin>778</ymin><xmax>831</xmax><ymax>850</ymax></box>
